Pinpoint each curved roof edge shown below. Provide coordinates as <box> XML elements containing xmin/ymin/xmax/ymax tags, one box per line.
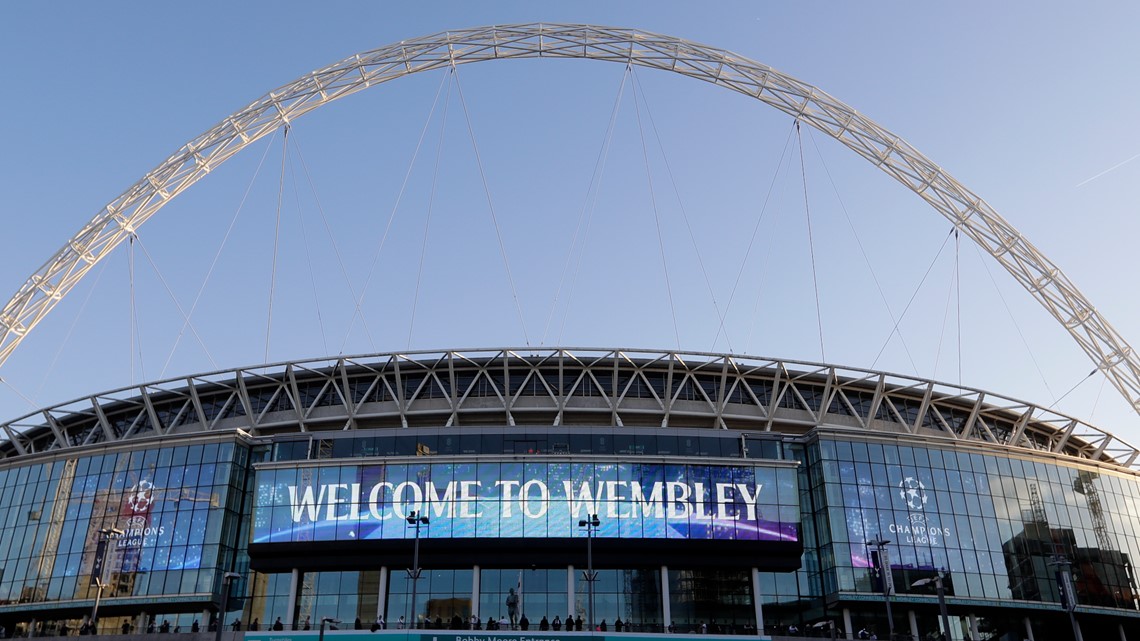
<box><xmin>2</xmin><ymin>348</ymin><xmax>1137</xmax><ymax>471</ymax></box>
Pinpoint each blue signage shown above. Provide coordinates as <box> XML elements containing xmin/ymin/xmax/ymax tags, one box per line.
<box><xmin>253</xmin><ymin>461</ymin><xmax>799</xmax><ymax>544</ymax></box>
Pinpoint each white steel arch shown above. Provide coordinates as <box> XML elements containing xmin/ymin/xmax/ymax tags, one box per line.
<box><xmin>2</xmin><ymin>23</ymin><xmax>1138</xmax><ymax>416</ymax></box>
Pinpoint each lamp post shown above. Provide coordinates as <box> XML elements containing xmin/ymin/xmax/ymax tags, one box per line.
<box><xmin>406</xmin><ymin>510</ymin><xmax>429</xmax><ymax>630</ymax></box>
<box><xmin>911</xmin><ymin>573</ymin><xmax>951</xmax><ymax>641</ymax></box>
<box><xmin>90</xmin><ymin>527</ymin><xmax>124</xmax><ymax>629</ymax></box>
<box><xmin>866</xmin><ymin>538</ymin><xmax>894</xmax><ymax>640</ymax></box>
<box><xmin>318</xmin><ymin>617</ymin><xmax>339</xmax><ymax>641</ymax></box>
<box><xmin>215</xmin><ymin>572</ymin><xmax>242</xmax><ymax>641</ymax></box>
<box><xmin>1049</xmin><ymin>555</ymin><xmax>1083</xmax><ymax>641</ymax></box>
<box><xmin>578</xmin><ymin>514</ymin><xmax>600</xmax><ymax>632</ymax></box>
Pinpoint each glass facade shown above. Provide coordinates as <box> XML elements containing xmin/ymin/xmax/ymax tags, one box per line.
<box><xmin>0</xmin><ymin>438</ymin><xmax>248</xmax><ymax>634</ymax></box>
<box><xmin>2</xmin><ymin>426</ymin><xmax>1140</xmax><ymax>639</ymax></box>
<box><xmin>811</xmin><ymin>437</ymin><xmax>1140</xmax><ymax>611</ymax></box>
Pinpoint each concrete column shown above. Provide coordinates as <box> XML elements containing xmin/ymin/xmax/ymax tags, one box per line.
<box><xmin>1023</xmin><ymin>617</ymin><xmax>1035</xmax><ymax>641</ymax></box>
<box><xmin>842</xmin><ymin>608</ymin><xmax>853</xmax><ymax>640</ymax></box>
<box><xmin>472</xmin><ymin>566</ymin><xmax>481</xmax><ymax>620</ymax></box>
<box><xmin>377</xmin><ymin>567</ymin><xmax>389</xmax><ymax>619</ymax></box>
<box><xmin>908</xmin><ymin>610</ymin><xmax>919</xmax><ymax>641</ymax></box>
<box><xmin>1120</xmin><ymin>622</ymin><xmax>1128</xmax><ymax>641</ymax></box>
<box><xmin>285</xmin><ymin>569</ymin><xmax>300</xmax><ymax>627</ymax></box>
<box><xmin>750</xmin><ymin>568</ymin><xmax>763</xmax><ymax>635</ymax></box>
<box><xmin>567</xmin><ymin>565</ymin><xmax>576</xmax><ymax>618</ymax></box>
<box><xmin>969</xmin><ymin>613</ymin><xmax>979</xmax><ymax>640</ymax></box>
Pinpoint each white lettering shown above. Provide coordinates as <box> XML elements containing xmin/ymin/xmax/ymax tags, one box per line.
<box><xmin>563</xmin><ymin>481</ymin><xmax>600</xmax><ymax>518</ymax></box>
<box><xmin>459</xmin><ymin>481</ymin><xmax>482</xmax><ymax>518</ymax></box>
<box><xmin>288</xmin><ymin>485</ymin><xmax>326</xmax><ymax>523</ymax></box>
<box><xmin>427</xmin><ymin>481</ymin><xmax>458</xmax><ymax>518</ymax></box>
<box><xmin>368</xmin><ymin>482</ymin><xmax>393</xmax><ymax>520</ymax></box>
<box><xmin>393</xmin><ymin>481</ymin><xmax>423</xmax><ymax>520</ymax></box>
<box><xmin>735</xmin><ymin>483</ymin><xmax>760</xmax><ymax>521</ymax></box>
<box><xmin>326</xmin><ymin>484</ymin><xmax>347</xmax><ymax>521</ymax></box>
<box><xmin>715</xmin><ymin>483</ymin><xmax>733</xmax><ymax>520</ymax></box>
<box><xmin>496</xmin><ymin>481</ymin><xmax>521</xmax><ymax>518</ymax></box>
<box><xmin>521</xmin><ymin>480</ymin><xmax>549</xmax><ymax>519</ymax></box>
<box><xmin>629</xmin><ymin>482</ymin><xmax>664</xmax><ymax>518</ymax></box>
<box><xmin>667</xmin><ymin>482</ymin><xmax>692</xmax><ymax>518</ymax></box>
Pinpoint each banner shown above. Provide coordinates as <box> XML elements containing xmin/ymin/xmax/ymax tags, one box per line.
<box><xmin>253</xmin><ymin>461</ymin><xmax>799</xmax><ymax>544</ymax></box>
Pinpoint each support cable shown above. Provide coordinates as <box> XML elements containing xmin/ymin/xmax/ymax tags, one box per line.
<box><xmin>733</xmin><ymin>122</ymin><xmax>798</xmax><ymax>353</ymax></box>
<box><xmin>870</xmin><ymin>229</ymin><xmax>956</xmax><ymax>369</ymax></box>
<box><xmin>286</xmin><ymin>141</ymin><xmax>331</xmax><ymax>359</ymax></box>
<box><xmin>291</xmin><ymin>134</ymin><xmax>380</xmax><ymax>352</ymax></box>
<box><xmin>264</xmin><ymin>126</ymin><xmax>290</xmax><ymax>364</ymax></box>
<box><xmin>1050</xmin><ymin>369</ymin><xmax>1098</xmax><ymax>409</ymax></box>
<box><xmin>160</xmin><ymin>130</ymin><xmax>280</xmax><ymax>378</ymax></box>
<box><xmin>956</xmin><ymin>228</ymin><xmax>963</xmax><ymax>386</ymax></box>
<box><xmin>132</xmin><ymin>236</ymin><xmax>217</xmax><ymax>370</ymax></box>
<box><xmin>795</xmin><ymin>121</ymin><xmax>826</xmax><ymax>362</ymax></box>
<box><xmin>544</xmin><ymin>65</ymin><xmax>630</xmax><ymax>346</ymax></box>
<box><xmin>631</xmin><ymin>71</ymin><xmax>681</xmax><ymax>349</ymax></box>
<box><xmin>452</xmin><ymin>66</ymin><xmax>531</xmax><ymax>346</ymax></box>
<box><xmin>629</xmin><ymin>69</ymin><xmax>734</xmax><ymax>353</ymax></box>
<box><xmin>1090</xmin><ymin>374</ymin><xmax>1108</xmax><ymax>421</ymax></box>
<box><xmin>129</xmin><ymin>234</ymin><xmax>141</xmax><ymax>384</ymax></box>
<box><xmin>972</xmin><ymin>243</ymin><xmax>1057</xmax><ymax>401</ymax></box>
<box><xmin>931</xmin><ymin>253</ymin><xmax>957</xmax><ymax>381</ymax></box>
<box><xmin>34</xmin><ymin>259</ymin><xmax>112</xmax><ymax>401</ymax></box>
<box><xmin>0</xmin><ymin>376</ymin><xmax>37</xmax><ymax>411</ymax></box>
<box><xmin>408</xmin><ymin>70</ymin><xmax>454</xmax><ymax>349</ymax></box>
<box><xmin>340</xmin><ymin>71</ymin><xmax>451</xmax><ymax>355</ymax></box>
<box><xmin>804</xmin><ymin>128</ymin><xmax>920</xmax><ymax>375</ymax></box>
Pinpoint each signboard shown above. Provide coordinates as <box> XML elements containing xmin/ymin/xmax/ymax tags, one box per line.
<box><xmin>253</xmin><ymin>461</ymin><xmax>799</xmax><ymax>544</ymax></box>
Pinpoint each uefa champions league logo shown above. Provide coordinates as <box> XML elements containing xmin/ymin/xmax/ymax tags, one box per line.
<box><xmin>126</xmin><ymin>479</ymin><xmax>155</xmax><ymax>514</ymax></box>
<box><xmin>898</xmin><ymin>477</ymin><xmax>928</xmax><ymax>511</ymax></box>
<box><xmin>889</xmin><ymin>475</ymin><xmax>950</xmax><ymax>545</ymax></box>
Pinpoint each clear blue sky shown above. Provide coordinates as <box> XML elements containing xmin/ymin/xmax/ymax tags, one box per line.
<box><xmin>1</xmin><ymin>2</ymin><xmax>1139</xmax><ymax>445</ymax></box>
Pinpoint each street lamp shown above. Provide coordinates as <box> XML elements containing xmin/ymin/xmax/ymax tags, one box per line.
<box><xmin>578</xmin><ymin>514</ymin><xmax>601</xmax><ymax>632</ymax></box>
<box><xmin>1049</xmin><ymin>555</ymin><xmax>1083</xmax><ymax>641</ymax></box>
<box><xmin>215</xmin><ymin>572</ymin><xmax>242</xmax><ymax>641</ymax></box>
<box><xmin>90</xmin><ymin>527</ymin><xmax>125</xmax><ymax>629</ymax></box>
<box><xmin>318</xmin><ymin>617</ymin><xmax>340</xmax><ymax>641</ymax></box>
<box><xmin>406</xmin><ymin>510</ymin><xmax>429</xmax><ymax>630</ymax></box>
<box><xmin>866</xmin><ymin>538</ymin><xmax>894</xmax><ymax>640</ymax></box>
<box><xmin>911</xmin><ymin>572</ymin><xmax>951</xmax><ymax>641</ymax></box>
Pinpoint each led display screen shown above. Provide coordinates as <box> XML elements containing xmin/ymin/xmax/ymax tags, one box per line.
<box><xmin>252</xmin><ymin>461</ymin><xmax>799</xmax><ymax>544</ymax></box>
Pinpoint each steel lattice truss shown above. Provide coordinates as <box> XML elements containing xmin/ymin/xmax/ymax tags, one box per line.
<box><xmin>2</xmin><ymin>24</ymin><xmax>1137</xmax><ymax>418</ymax></box>
<box><xmin>1</xmin><ymin>348</ymin><xmax>1138</xmax><ymax>472</ymax></box>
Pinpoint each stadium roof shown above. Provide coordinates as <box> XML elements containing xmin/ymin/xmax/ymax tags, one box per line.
<box><xmin>2</xmin><ymin>348</ymin><xmax>1137</xmax><ymax>473</ymax></box>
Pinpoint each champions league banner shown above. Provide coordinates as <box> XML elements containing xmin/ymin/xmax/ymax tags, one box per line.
<box><xmin>252</xmin><ymin>461</ymin><xmax>799</xmax><ymax>544</ymax></box>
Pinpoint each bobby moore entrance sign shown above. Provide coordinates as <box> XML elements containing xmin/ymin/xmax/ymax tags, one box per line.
<box><xmin>253</xmin><ymin>460</ymin><xmax>799</xmax><ymax>544</ymax></box>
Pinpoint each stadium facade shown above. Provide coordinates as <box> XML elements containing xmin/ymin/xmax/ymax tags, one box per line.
<box><xmin>0</xmin><ymin>349</ymin><xmax>1138</xmax><ymax>641</ymax></box>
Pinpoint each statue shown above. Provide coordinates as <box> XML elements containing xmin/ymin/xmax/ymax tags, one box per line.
<box><xmin>506</xmin><ymin>588</ymin><xmax>519</xmax><ymax>627</ymax></box>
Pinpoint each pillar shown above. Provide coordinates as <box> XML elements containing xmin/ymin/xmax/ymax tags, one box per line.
<box><xmin>472</xmin><ymin>566</ymin><xmax>481</xmax><ymax>620</ymax></box>
<box><xmin>1120</xmin><ymin>622</ymin><xmax>1128</xmax><ymax>641</ymax></box>
<box><xmin>842</xmin><ymin>608</ymin><xmax>853</xmax><ymax>640</ymax></box>
<box><xmin>567</xmin><ymin>565</ymin><xmax>576</xmax><ymax>618</ymax></box>
<box><xmin>285</xmin><ymin>569</ymin><xmax>300</xmax><ymax>627</ymax></box>
<box><xmin>969</xmin><ymin>613</ymin><xmax>979</xmax><ymax>640</ymax></box>
<box><xmin>662</xmin><ymin>566</ymin><xmax>672</xmax><ymax>633</ymax></box>
<box><xmin>750</xmin><ymin>568</ymin><xmax>763</xmax><ymax>635</ymax></box>
<box><xmin>908</xmin><ymin>610</ymin><xmax>918</xmax><ymax>641</ymax></box>
<box><xmin>1023</xmin><ymin>617</ymin><xmax>1035</xmax><ymax>641</ymax></box>
<box><xmin>377</xmin><ymin>567</ymin><xmax>389</xmax><ymax>619</ymax></box>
